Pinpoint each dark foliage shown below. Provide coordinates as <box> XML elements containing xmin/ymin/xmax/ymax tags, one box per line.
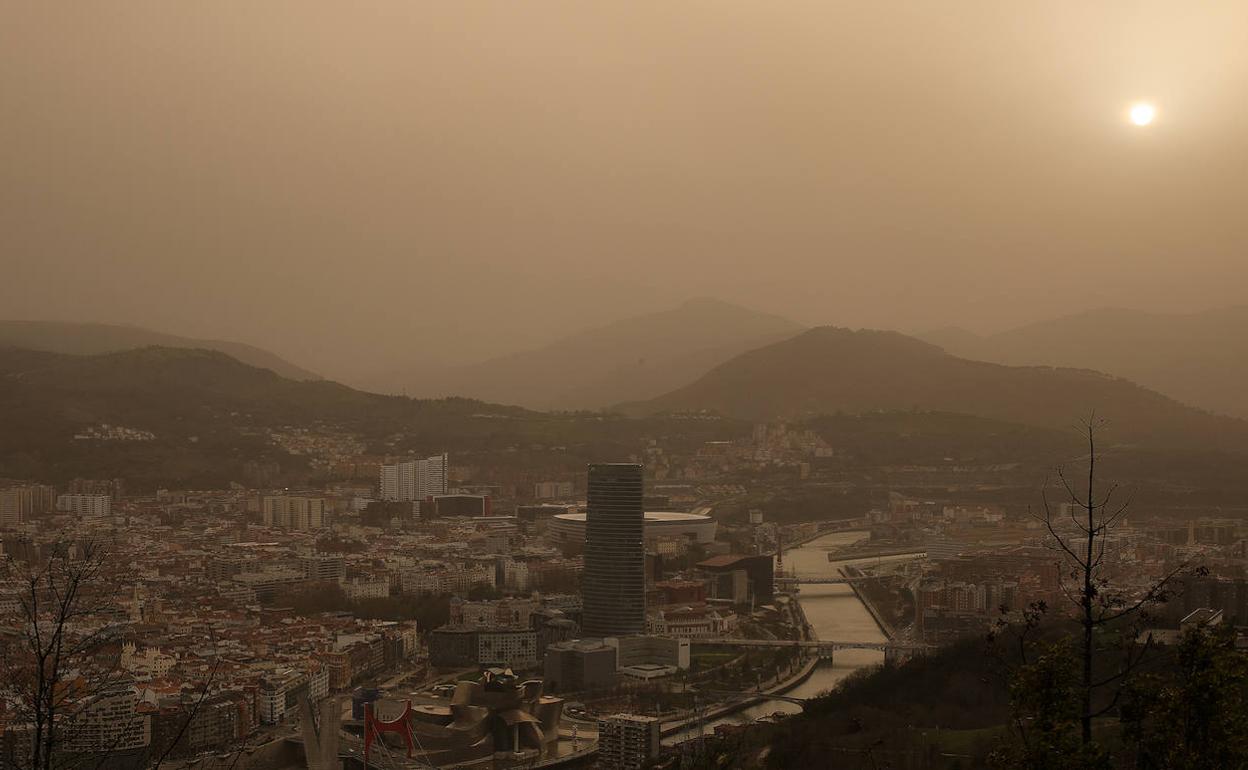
<box><xmin>271</xmin><ymin>583</ymin><xmax>451</xmax><ymax>631</ymax></box>
<box><xmin>1121</xmin><ymin>622</ymin><xmax>1248</xmax><ymax>769</ymax></box>
<box><xmin>0</xmin><ymin>346</ymin><xmax>744</xmax><ymax>490</ymax></box>
<box><xmin>762</xmin><ymin>638</ymin><xmax>1012</xmax><ymax>769</ymax></box>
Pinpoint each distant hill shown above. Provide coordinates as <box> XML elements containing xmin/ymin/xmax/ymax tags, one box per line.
<box><xmin>622</xmin><ymin>326</ymin><xmax>1248</xmax><ymax>450</ymax></box>
<box><xmin>918</xmin><ymin>306</ymin><xmax>1248</xmax><ymax>419</ymax></box>
<box><xmin>0</xmin><ymin>346</ymin><xmax>522</xmax><ymax>488</ymax></box>
<box><xmin>365</xmin><ymin>298</ymin><xmax>804</xmax><ymax>410</ymax></box>
<box><xmin>0</xmin><ymin>320</ymin><xmax>321</xmax><ymax>381</ymax></box>
<box><xmin>0</xmin><ymin>346</ymin><xmax>736</xmax><ymax>489</ymax></box>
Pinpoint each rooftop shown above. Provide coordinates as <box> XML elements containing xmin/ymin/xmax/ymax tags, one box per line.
<box><xmin>553</xmin><ymin>511</ymin><xmax>710</xmax><ymax>523</ymax></box>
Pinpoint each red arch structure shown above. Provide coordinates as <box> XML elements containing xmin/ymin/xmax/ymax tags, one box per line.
<box><xmin>363</xmin><ymin>701</ymin><xmax>415</xmax><ymax>767</ymax></box>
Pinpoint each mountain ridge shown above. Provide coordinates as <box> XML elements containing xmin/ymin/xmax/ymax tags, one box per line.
<box><xmin>0</xmin><ymin>345</ymin><xmax>737</xmax><ymax>489</ymax></box>
<box><xmin>621</xmin><ymin>325</ymin><xmax>1248</xmax><ymax>450</ymax></box>
<box><xmin>0</xmin><ymin>320</ymin><xmax>321</xmax><ymax>382</ymax></box>
<box><xmin>0</xmin><ymin>345</ymin><xmax>528</xmax><ymax>489</ymax></box>
<box><xmin>363</xmin><ymin>297</ymin><xmax>804</xmax><ymax>410</ymax></box>
<box><xmin>918</xmin><ymin>305</ymin><xmax>1248</xmax><ymax>419</ymax></box>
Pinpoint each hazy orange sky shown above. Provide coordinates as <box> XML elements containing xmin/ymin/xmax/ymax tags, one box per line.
<box><xmin>3</xmin><ymin>2</ymin><xmax>1247</xmax><ymax>380</ymax></box>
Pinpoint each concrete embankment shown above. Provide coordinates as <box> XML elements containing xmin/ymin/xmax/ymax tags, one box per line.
<box><xmin>828</xmin><ymin>547</ymin><xmax>927</xmax><ymax>562</ymax></box>
<box><xmin>659</xmin><ymin>656</ymin><xmax>822</xmax><ymax>737</ymax></box>
<box><xmin>842</xmin><ymin>566</ymin><xmax>895</xmax><ymax>640</ymax></box>
<box><xmin>773</xmin><ymin>520</ymin><xmax>870</xmax><ymax>555</ymax></box>
<box><xmin>659</xmin><ymin>591</ymin><xmax>823</xmax><ymax>739</ymax></box>
<box><xmin>790</xmin><ymin>594</ymin><xmax>815</xmax><ymax>641</ymax></box>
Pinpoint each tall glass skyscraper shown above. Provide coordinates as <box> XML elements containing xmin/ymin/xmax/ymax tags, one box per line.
<box><xmin>581</xmin><ymin>463</ymin><xmax>646</xmax><ymax>638</ymax></box>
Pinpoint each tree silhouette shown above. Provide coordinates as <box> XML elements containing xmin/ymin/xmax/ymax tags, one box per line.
<box><xmin>2</xmin><ymin>539</ymin><xmax>128</xmax><ymax>770</ymax></box>
<box><xmin>1121</xmin><ymin>620</ymin><xmax>1248</xmax><ymax>768</ymax></box>
<box><xmin>1036</xmin><ymin>417</ymin><xmax>1189</xmax><ymax>748</ymax></box>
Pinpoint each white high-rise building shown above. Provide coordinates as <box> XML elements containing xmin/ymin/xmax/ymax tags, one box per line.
<box><xmin>1</xmin><ymin>489</ymin><xmax>29</xmax><ymax>527</ymax></box>
<box><xmin>56</xmin><ymin>494</ymin><xmax>112</xmax><ymax>519</ymax></box>
<box><xmin>424</xmin><ymin>452</ymin><xmax>448</xmax><ymax>498</ymax></box>
<box><xmin>379</xmin><ymin>465</ymin><xmax>401</xmax><ymax>502</ymax></box>
<box><xmin>379</xmin><ymin>453</ymin><xmax>448</xmax><ymax>501</ymax></box>
<box><xmin>0</xmin><ymin>485</ymin><xmax>55</xmax><ymax>527</ymax></box>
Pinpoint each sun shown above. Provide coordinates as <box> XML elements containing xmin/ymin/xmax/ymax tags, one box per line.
<box><xmin>1129</xmin><ymin>102</ymin><xmax>1156</xmax><ymax>126</ymax></box>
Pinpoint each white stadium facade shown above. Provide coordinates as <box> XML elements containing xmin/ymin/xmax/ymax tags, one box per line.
<box><xmin>547</xmin><ymin>511</ymin><xmax>717</xmax><ymax>546</ymax></box>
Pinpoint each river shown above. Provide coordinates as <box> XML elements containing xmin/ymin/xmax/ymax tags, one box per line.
<box><xmin>662</xmin><ymin>531</ymin><xmax>897</xmax><ymax>744</ymax></box>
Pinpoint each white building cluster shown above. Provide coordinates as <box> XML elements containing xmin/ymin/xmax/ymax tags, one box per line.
<box><xmin>379</xmin><ymin>453</ymin><xmax>448</xmax><ymax>502</ymax></box>
<box><xmin>56</xmin><ymin>494</ymin><xmax>112</xmax><ymax>519</ymax></box>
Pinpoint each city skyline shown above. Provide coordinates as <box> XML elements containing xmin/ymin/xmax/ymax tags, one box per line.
<box><xmin>3</xmin><ymin>2</ymin><xmax>1247</xmax><ymax>767</ymax></box>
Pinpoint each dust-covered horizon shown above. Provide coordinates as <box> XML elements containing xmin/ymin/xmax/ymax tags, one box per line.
<box><xmin>4</xmin><ymin>2</ymin><xmax>1248</xmax><ymax>381</ymax></box>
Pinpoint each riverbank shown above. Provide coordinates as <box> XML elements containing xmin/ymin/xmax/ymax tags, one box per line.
<box><xmin>790</xmin><ymin>593</ymin><xmax>814</xmax><ymax>641</ymax></box>
<box><xmin>659</xmin><ymin>591</ymin><xmax>823</xmax><ymax>741</ymax></box>
<box><xmin>842</xmin><ymin>566</ymin><xmax>896</xmax><ymax>639</ymax></box>
<box><xmin>660</xmin><ymin>655</ymin><xmax>823</xmax><ymax>738</ymax></box>
<box><xmin>653</xmin><ymin>531</ymin><xmax>898</xmax><ymax>749</ymax></box>
<box><xmin>828</xmin><ymin>546</ymin><xmax>927</xmax><ymax>561</ymax></box>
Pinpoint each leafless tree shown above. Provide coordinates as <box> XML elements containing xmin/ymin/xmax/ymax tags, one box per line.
<box><xmin>1035</xmin><ymin>416</ymin><xmax>1190</xmax><ymax>748</ymax></box>
<box><xmin>1</xmin><ymin>538</ymin><xmax>128</xmax><ymax>770</ymax></box>
<box><xmin>1</xmin><ymin>536</ymin><xmax>232</xmax><ymax>770</ymax></box>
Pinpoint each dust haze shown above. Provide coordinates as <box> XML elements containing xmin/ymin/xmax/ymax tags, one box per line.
<box><xmin>3</xmin><ymin>1</ymin><xmax>1247</xmax><ymax>382</ymax></box>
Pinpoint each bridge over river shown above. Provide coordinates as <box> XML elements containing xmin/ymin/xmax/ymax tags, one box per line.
<box><xmin>777</xmin><ymin>573</ymin><xmax>878</xmax><ymax>585</ymax></box>
<box><xmin>696</xmin><ymin>690</ymin><xmax>808</xmax><ymax>705</ymax></box>
<box><xmin>774</xmin><ymin>547</ymin><xmax>927</xmax><ymax>592</ymax></box>
<box><xmin>694</xmin><ymin>637</ymin><xmax>930</xmax><ymax>662</ymax></box>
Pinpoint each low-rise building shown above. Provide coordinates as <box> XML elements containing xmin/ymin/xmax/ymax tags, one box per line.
<box><xmin>598</xmin><ymin>714</ymin><xmax>660</xmax><ymax>770</ymax></box>
<box><xmin>607</xmin><ymin>635</ymin><xmax>690</xmax><ymax>670</ymax></box>
<box><xmin>231</xmin><ymin>570</ymin><xmax>305</xmax><ymax>602</ymax></box>
<box><xmin>342</xmin><ymin>576</ymin><xmax>390</xmax><ymax>600</ymax></box>
<box><xmin>121</xmin><ymin>642</ymin><xmax>177</xmax><ymax>681</ymax></box>
<box><xmin>696</xmin><ymin>554</ymin><xmax>775</xmax><ymax>603</ymax></box>
<box><xmin>258</xmin><ymin>669</ymin><xmax>309</xmax><ymax>724</ymax></box>
<box><xmin>430</xmin><ymin>627</ymin><xmax>538</xmax><ymax>670</ymax></box>
<box><xmin>300</xmin><ymin>553</ymin><xmax>346</xmax><ymax>582</ymax></box>
<box><xmin>647</xmin><ymin>605</ymin><xmax>737</xmax><ymax>639</ymax></box>
<box><xmin>450</xmin><ymin>597</ymin><xmax>537</xmax><ymax>629</ymax></box>
<box><xmin>543</xmin><ymin>639</ymin><xmax>617</xmax><ymax>693</ymax></box>
<box><xmin>65</xmin><ymin>679</ymin><xmax>150</xmax><ymax>752</ymax></box>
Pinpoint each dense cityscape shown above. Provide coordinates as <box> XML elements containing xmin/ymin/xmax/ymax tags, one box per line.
<box><xmin>4</xmin><ymin>409</ymin><xmax>1247</xmax><ymax>768</ymax></box>
<box><xmin>7</xmin><ymin>2</ymin><xmax>1248</xmax><ymax>768</ymax></box>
